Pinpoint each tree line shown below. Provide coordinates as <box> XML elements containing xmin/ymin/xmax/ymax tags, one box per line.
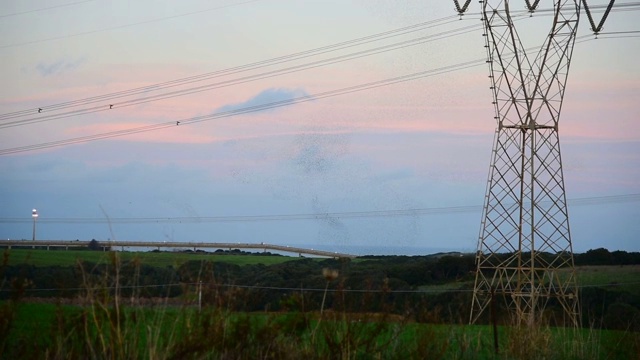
<box><xmin>1</xmin><ymin>248</ymin><xmax>639</xmax><ymax>330</ymax></box>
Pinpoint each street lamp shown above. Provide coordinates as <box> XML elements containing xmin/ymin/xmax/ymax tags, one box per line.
<box><xmin>32</xmin><ymin>208</ymin><xmax>38</xmax><ymax>241</ymax></box>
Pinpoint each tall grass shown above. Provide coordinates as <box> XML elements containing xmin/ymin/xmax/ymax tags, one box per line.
<box><xmin>1</xmin><ymin>249</ymin><xmax>639</xmax><ymax>359</ymax></box>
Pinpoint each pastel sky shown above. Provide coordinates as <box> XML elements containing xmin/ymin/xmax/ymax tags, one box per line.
<box><xmin>1</xmin><ymin>0</ymin><xmax>639</xmax><ymax>254</ymax></box>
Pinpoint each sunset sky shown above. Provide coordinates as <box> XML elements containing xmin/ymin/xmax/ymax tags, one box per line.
<box><xmin>1</xmin><ymin>0</ymin><xmax>639</xmax><ymax>254</ymax></box>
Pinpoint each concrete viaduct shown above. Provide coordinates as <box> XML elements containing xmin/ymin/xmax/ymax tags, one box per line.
<box><xmin>0</xmin><ymin>239</ymin><xmax>357</xmax><ymax>259</ymax></box>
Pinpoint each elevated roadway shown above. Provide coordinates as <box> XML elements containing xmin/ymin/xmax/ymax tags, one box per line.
<box><xmin>0</xmin><ymin>239</ymin><xmax>356</xmax><ymax>259</ymax></box>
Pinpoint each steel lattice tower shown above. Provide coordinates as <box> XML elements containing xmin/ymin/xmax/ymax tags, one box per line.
<box><xmin>469</xmin><ymin>0</ymin><xmax>581</xmax><ymax>327</ymax></box>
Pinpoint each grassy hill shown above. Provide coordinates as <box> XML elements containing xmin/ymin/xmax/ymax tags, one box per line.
<box><xmin>2</xmin><ymin>248</ymin><xmax>301</xmax><ymax>267</ymax></box>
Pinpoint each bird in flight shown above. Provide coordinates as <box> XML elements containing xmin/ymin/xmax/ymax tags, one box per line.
<box><xmin>176</xmin><ymin>121</ymin><xmax>180</xmax><ymax>126</ymax></box>
<box><xmin>109</xmin><ymin>104</ymin><xmax>113</xmax><ymax>109</ymax></box>
<box><xmin>38</xmin><ymin>108</ymin><xmax>42</xmax><ymax>113</ymax></box>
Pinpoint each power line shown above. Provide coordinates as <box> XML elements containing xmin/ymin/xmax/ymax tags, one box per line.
<box><xmin>0</xmin><ymin>21</ymin><xmax>477</xmax><ymax>128</ymax></box>
<box><xmin>6</xmin><ymin>3</ymin><xmax>638</xmax><ymax>121</ymax></box>
<box><xmin>596</xmin><ymin>30</ymin><xmax>640</xmax><ymax>35</ymax></box>
<box><xmin>2</xmin><ymin>5</ymin><xmax>637</xmax><ymax>123</ymax></box>
<box><xmin>597</xmin><ymin>34</ymin><xmax>640</xmax><ymax>40</ymax></box>
<box><xmin>467</xmin><ymin>1</ymin><xmax>640</xmax><ymax>15</ymax></box>
<box><xmin>0</xmin><ymin>15</ymin><xmax>462</xmax><ymax>122</ymax></box>
<box><xmin>0</xmin><ymin>0</ymin><xmax>96</xmax><ymax>19</ymax></box>
<box><xmin>0</xmin><ymin>0</ymin><xmax>268</xmax><ymax>49</ymax></box>
<box><xmin>574</xmin><ymin>30</ymin><xmax>640</xmax><ymax>43</ymax></box>
<box><xmin>0</xmin><ymin>32</ymin><xmax>619</xmax><ymax>155</ymax></box>
<box><xmin>3</xmin><ymin>1</ymin><xmax>637</xmax><ymax>49</ymax></box>
<box><xmin>1</xmin><ymin>194</ymin><xmax>637</xmax><ymax>224</ymax></box>
<box><xmin>0</xmin><ymin>34</ymin><xmax>630</xmax><ymax>154</ymax></box>
<box><xmin>0</xmin><ymin>59</ymin><xmax>485</xmax><ymax>155</ymax></box>
<box><xmin>0</xmin><ymin>35</ymin><xmax>630</xmax><ymax>155</ymax></box>
<box><xmin>0</xmin><ymin>8</ymin><xmax>636</xmax><ymax>155</ymax></box>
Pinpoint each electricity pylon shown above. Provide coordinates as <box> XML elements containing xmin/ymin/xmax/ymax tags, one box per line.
<box><xmin>468</xmin><ymin>0</ymin><xmax>581</xmax><ymax>327</ymax></box>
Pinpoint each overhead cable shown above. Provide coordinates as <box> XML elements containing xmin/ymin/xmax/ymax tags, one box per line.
<box><xmin>2</xmin><ymin>3</ymin><xmax>638</xmax><ymax>120</ymax></box>
<box><xmin>1</xmin><ymin>194</ymin><xmax>638</xmax><ymax>224</ymax></box>
<box><xmin>0</xmin><ymin>16</ymin><xmax>461</xmax><ymax>122</ymax></box>
<box><xmin>0</xmin><ymin>59</ymin><xmax>484</xmax><ymax>155</ymax></box>
<box><xmin>0</xmin><ymin>21</ymin><xmax>477</xmax><ymax>128</ymax></box>
<box><xmin>0</xmin><ymin>33</ymin><xmax>620</xmax><ymax>155</ymax></box>
<box><xmin>0</xmin><ymin>0</ymin><xmax>95</xmax><ymax>19</ymax></box>
<box><xmin>0</xmin><ymin>0</ymin><xmax>267</xmax><ymax>48</ymax></box>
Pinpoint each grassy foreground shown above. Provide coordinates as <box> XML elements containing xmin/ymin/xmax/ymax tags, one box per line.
<box><xmin>2</xmin><ymin>301</ymin><xmax>639</xmax><ymax>359</ymax></box>
<box><xmin>2</xmin><ymin>249</ymin><xmax>640</xmax><ymax>358</ymax></box>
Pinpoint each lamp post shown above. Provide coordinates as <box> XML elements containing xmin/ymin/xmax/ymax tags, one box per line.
<box><xmin>32</xmin><ymin>208</ymin><xmax>38</xmax><ymax>241</ymax></box>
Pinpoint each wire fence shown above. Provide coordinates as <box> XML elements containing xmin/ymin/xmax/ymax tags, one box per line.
<box><xmin>4</xmin><ymin>280</ymin><xmax>639</xmax><ymax>294</ymax></box>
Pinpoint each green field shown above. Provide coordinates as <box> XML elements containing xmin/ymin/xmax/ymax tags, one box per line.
<box><xmin>2</xmin><ymin>248</ymin><xmax>302</xmax><ymax>267</ymax></box>
<box><xmin>569</xmin><ymin>265</ymin><xmax>640</xmax><ymax>295</ymax></box>
<box><xmin>5</xmin><ymin>249</ymin><xmax>639</xmax><ymax>293</ymax></box>
<box><xmin>2</xmin><ymin>250</ymin><xmax>639</xmax><ymax>358</ymax></box>
<box><xmin>418</xmin><ymin>265</ymin><xmax>640</xmax><ymax>295</ymax></box>
<box><xmin>2</xmin><ymin>301</ymin><xmax>638</xmax><ymax>359</ymax></box>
